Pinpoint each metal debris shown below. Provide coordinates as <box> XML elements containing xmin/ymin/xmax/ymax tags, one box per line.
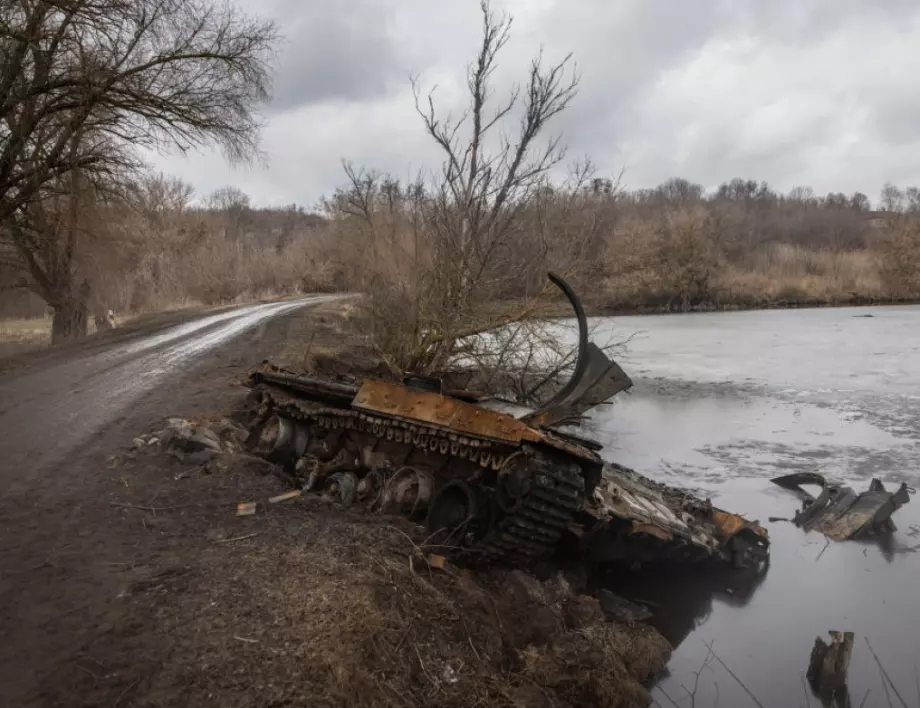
<box><xmin>236</xmin><ymin>502</ymin><xmax>257</xmax><ymax>516</ymax></box>
<box><xmin>584</xmin><ymin>464</ymin><xmax>769</xmax><ymax>570</ymax></box>
<box><xmin>771</xmin><ymin>473</ymin><xmax>911</xmax><ymax>540</ymax></box>
<box><xmin>268</xmin><ymin>490</ymin><xmax>301</xmax><ymax>504</ymax></box>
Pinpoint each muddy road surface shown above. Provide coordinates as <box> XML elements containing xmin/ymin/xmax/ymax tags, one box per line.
<box><xmin>0</xmin><ymin>298</ymin><xmax>336</xmax><ymax>486</ymax></box>
<box><xmin>0</xmin><ymin>295</ymin><xmax>340</xmax><ymax>706</ymax></box>
<box><xmin>589</xmin><ymin>305</ymin><xmax>920</xmax><ymax>708</ymax></box>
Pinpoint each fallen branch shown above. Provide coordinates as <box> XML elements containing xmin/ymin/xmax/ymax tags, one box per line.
<box><xmin>215</xmin><ymin>533</ymin><xmax>261</xmax><ymax>544</ymax></box>
<box><xmin>109</xmin><ymin>502</ymin><xmax>194</xmax><ymax>512</ymax></box>
<box><xmin>705</xmin><ymin>641</ymin><xmax>765</xmax><ymax>708</ymax></box>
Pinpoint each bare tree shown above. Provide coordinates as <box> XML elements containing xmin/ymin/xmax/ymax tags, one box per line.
<box><xmin>335</xmin><ymin>0</ymin><xmax>587</xmax><ymax>380</ymax></box>
<box><xmin>0</xmin><ymin>0</ymin><xmax>277</xmax><ymax>341</ymax></box>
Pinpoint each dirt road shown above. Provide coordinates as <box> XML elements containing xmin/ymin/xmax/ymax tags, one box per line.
<box><xmin>0</xmin><ymin>295</ymin><xmax>339</xmax><ymax>706</ymax></box>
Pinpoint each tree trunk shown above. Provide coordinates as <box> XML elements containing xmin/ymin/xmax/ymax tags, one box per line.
<box><xmin>51</xmin><ymin>295</ymin><xmax>89</xmax><ymax>344</ymax></box>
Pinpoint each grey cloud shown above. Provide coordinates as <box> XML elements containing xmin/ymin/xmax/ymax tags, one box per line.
<box><xmin>871</xmin><ymin>93</ymin><xmax>920</xmax><ymax>147</ymax></box>
<box><xmin>265</xmin><ymin>1</ymin><xmax>409</xmax><ymax>110</ymax></box>
<box><xmin>157</xmin><ymin>0</ymin><xmax>920</xmax><ymax>205</ymax></box>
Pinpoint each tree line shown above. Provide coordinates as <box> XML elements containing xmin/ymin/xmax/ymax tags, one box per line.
<box><xmin>2</xmin><ymin>0</ymin><xmax>918</xmax><ymax>373</ymax></box>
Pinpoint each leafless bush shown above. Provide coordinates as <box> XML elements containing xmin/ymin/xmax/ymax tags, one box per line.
<box><xmin>650</xmin><ymin>206</ymin><xmax>723</xmax><ymax>310</ymax></box>
<box><xmin>877</xmin><ymin>215</ymin><xmax>920</xmax><ymax>297</ymax></box>
<box><xmin>324</xmin><ymin>1</ymin><xmax>611</xmax><ymax>396</ymax></box>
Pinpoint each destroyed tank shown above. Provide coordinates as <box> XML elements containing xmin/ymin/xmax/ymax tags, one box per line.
<box><xmin>245</xmin><ymin>273</ymin><xmax>770</xmax><ymax>570</ymax></box>
<box><xmin>245</xmin><ymin>273</ymin><xmax>634</xmax><ymax>567</ymax></box>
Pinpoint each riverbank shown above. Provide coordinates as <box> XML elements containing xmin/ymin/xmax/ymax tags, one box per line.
<box><xmin>0</xmin><ymin>300</ymin><xmax>672</xmax><ymax>708</ymax></box>
<box><xmin>594</xmin><ymin>293</ymin><xmax>920</xmax><ymax>317</ymax></box>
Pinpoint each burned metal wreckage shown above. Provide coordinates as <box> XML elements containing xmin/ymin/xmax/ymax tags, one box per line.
<box><xmin>242</xmin><ymin>273</ymin><xmax>770</xmax><ymax>572</ymax></box>
<box><xmin>771</xmin><ymin>472</ymin><xmax>911</xmax><ymax>541</ymax></box>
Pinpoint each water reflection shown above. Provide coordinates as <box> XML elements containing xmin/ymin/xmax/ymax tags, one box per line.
<box><xmin>580</xmin><ymin>306</ymin><xmax>920</xmax><ymax>707</ymax></box>
<box><xmin>591</xmin><ymin>561</ymin><xmax>770</xmax><ymax>649</ymax></box>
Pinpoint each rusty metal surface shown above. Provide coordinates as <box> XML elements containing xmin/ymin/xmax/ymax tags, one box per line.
<box><xmin>586</xmin><ymin>464</ymin><xmax>769</xmax><ymax>568</ymax></box>
<box><xmin>711</xmin><ymin>509</ymin><xmax>768</xmax><ymax>542</ymax></box>
<box><xmin>537</xmin><ymin>429</ymin><xmax>603</xmax><ymax>464</ymax></box>
<box><xmin>354</xmin><ymin>379</ymin><xmax>540</xmax><ymax>444</ymax></box>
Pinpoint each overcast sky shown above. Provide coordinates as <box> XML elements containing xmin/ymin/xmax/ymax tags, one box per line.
<box><xmin>148</xmin><ymin>0</ymin><xmax>920</xmax><ymax>208</ymax></box>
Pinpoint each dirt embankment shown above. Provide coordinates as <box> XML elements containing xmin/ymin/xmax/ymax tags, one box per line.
<box><xmin>4</xmin><ymin>301</ymin><xmax>670</xmax><ymax>708</ymax></box>
<box><xmin>87</xmin><ymin>440</ymin><xmax>668</xmax><ymax>708</ymax></box>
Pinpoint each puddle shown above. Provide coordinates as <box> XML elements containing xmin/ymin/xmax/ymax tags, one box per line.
<box><xmin>582</xmin><ymin>306</ymin><xmax>920</xmax><ymax>707</ymax></box>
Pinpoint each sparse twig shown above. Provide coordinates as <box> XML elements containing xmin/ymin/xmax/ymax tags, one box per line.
<box><xmin>681</xmin><ymin>643</ymin><xmax>716</xmax><ymax>708</ymax></box>
<box><xmin>705</xmin><ymin>641</ymin><xmax>765</xmax><ymax>708</ymax></box>
<box><xmin>914</xmin><ymin>663</ymin><xmax>920</xmax><ymax>707</ymax></box>
<box><xmin>815</xmin><ymin>535</ymin><xmax>832</xmax><ymax>563</ymax></box>
<box><xmin>654</xmin><ymin>684</ymin><xmax>681</xmax><ymax>708</ymax></box>
<box><xmin>865</xmin><ymin>637</ymin><xmax>908</xmax><ymax>708</ymax></box>
<box><xmin>414</xmin><ymin>643</ymin><xmax>438</xmax><ymax>688</ymax></box>
<box><xmin>113</xmin><ymin>677</ymin><xmax>140</xmax><ymax>708</ymax></box>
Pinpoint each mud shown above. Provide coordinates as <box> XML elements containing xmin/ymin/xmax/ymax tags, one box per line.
<box><xmin>588</xmin><ymin>305</ymin><xmax>920</xmax><ymax>708</ymax></box>
<box><xmin>0</xmin><ymin>297</ymin><xmax>337</xmax><ymax>488</ymax></box>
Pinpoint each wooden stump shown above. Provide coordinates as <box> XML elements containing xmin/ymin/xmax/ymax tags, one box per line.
<box><xmin>807</xmin><ymin>631</ymin><xmax>854</xmax><ymax>705</ymax></box>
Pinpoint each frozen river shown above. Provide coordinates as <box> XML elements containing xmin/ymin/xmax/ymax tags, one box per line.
<box><xmin>586</xmin><ymin>305</ymin><xmax>920</xmax><ymax>708</ymax></box>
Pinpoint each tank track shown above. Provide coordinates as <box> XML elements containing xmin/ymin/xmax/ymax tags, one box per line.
<box><xmin>254</xmin><ymin>388</ymin><xmax>586</xmax><ymax>567</ymax></box>
<box><xmin>474</xmin><ymin>455</ymin><xmax>584</xmax><ymax>566</ymax></box>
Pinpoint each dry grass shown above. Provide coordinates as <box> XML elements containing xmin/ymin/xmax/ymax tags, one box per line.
<box><xmin>0</xmin><ymin>316</ymin><xmax>53</xmax><ymax>343</ymax></box>
<box><xmin>0</xmin><ymin>310</ymin><xmax>147</xmax><ymax>358</ymax></box>
<box><xmin>601</xmin><ymin>210</ymin><xmax>913</xmax><ymax>311</ymax></box>
<box><xmin>57</xmin><ymin>434</ymin><xmax>671</xmax><ymax>708</ymax></box>
<box><xmin>123</xmin><ymin>498</ymin><xmax>670</xmax><ymax>708</ymax></box>
<box><xmin>717</xmin><ymin>244</ymin><xmax>885</xmax><ymax>303</ymax></box>
<box><xmin>0</xmin><ymin>316</ymin><xmax>60</xmax><ymax>358</ymax></box>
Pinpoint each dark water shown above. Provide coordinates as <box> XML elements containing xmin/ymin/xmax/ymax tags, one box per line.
<box><xmin>586</xmin><ymin>306</ymin><xmax>920</xmax><ymax>708</ymax></box>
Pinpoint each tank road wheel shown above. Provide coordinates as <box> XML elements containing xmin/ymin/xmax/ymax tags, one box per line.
<box><xmin>425</xmin><ymin>480</ymin><xmax>495</xmax><ymax>549</ymax></box>
<box><xmin>296</xmin><ymin>454</ymin><xmax>321</xmax><ymax>490</ymax></box>
<box><xmin>381</xmin><ymin>467</ymin><xmax>435</xmax><ymax>520</ymax></box>
<box><xmin>251</xmin><ymin>415</ymin><xmax>289</xmax><ymax>461</ymax></box>
<box><xmin>496</xmin><ymin>452</ymin><xmax>532</xmax><ymax>513</ymax></box>
<box><xmin>322</xmin><ymin>471</ymin><xmax>358</xmax><ymax>505</ymax></box>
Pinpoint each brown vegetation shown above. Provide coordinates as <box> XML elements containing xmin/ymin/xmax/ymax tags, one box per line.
<box><xmin>88</xmin><ymin>450</ymin><xmax>670</xmax><ymax>708</ymax></box>
<box><xmin>3</xmin><ymin>0</ymin><xmax>920</xmax><ymax>366</ymax></box>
